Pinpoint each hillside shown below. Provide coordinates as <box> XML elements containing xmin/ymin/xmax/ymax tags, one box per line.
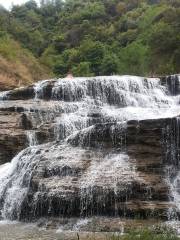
<box><xmin>0</xmin><ymin>31</ymin><xmax>52</xmax><ymax>91</ymax></box>
<box><xmin>0</xmin><ymin>0</ymin><xmax>179</xmax><ymax>82</ymax></box>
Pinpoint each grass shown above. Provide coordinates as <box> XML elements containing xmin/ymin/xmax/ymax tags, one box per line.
<box><xmin>0</xmin><ymin>33</ymin><xmax>52</xmax><ymax>90</ymax></box>
<box><xmin>108</xmin><ymin>228</ymin><xmax>179</xmax><ymax>240</ymax></box>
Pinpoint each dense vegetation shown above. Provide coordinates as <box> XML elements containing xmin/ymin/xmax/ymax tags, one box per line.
<box><xmin>0</xmin><ymin>0</ymin><xmax>179</xmax><ymax>78</ymax></box>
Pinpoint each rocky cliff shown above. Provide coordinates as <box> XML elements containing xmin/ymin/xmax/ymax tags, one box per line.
<box><xmin>0</xmin><ymin>75</ymin><xmax>179</xmax><ymax>222</ymax></box>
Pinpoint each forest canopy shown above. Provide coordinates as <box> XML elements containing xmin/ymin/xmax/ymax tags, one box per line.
<box><xmin>0</xmin><ymin>0</ymin><xmax>179</xmax><ymax>77</ymax></box>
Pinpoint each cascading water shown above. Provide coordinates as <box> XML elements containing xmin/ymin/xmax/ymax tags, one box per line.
<box><xmin>163</xmin><ymin>117</ymin><xmax>180</xmax><ymax>220</ymax></box>
<box><xmin>0</xmin><ymin>75</ymin><xmax>180</xmax><ymax>222</ymax></box>
<box><xmin>0</xmin><ymin>146</ymin><xmax>43</xmax><ymax>219</ymax></box>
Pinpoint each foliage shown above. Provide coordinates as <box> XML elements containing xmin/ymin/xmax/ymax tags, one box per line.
<box><xmin>100</xmin><ymin>53</ymin><xmax>119</xmax><ymax>75</ymax></box>
<box><xmin>72</xmin><ymin>62</ymin><xmax>94</xmax><ymax>77</ymax></box>
<box><xmin>0</xmin><ymin>0</ymin><xmax>179</xmax><ymax>77</ymax></box>
<box><xmin>118</xmin><ymin>41</ymin><xmax>149</xmax><ymax>75</ymax></box>
<box><xmin>107</xmin><ymin>228</ymin><xmax>179</xmax><ymax>240</ymax></box>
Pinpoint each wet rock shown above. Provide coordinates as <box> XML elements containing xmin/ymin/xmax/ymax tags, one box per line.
<box><xmin>37</xmin><ymin>80</ymin><xmax>56</xmax><ymax>100</ymax></box>
<box><xmin>0</xmin><ymin>111</ymin><xmax>27</xmax><ymax>163</ymax></box>
<box><xmin>0</xmin><ymin>75</ymin><xmax>180</xmax><ymax>222</ymax></box>
<box><xmin>160</xmin><ymin>74</ymin><xmax>180</xmax><ymax>96</ymax></box>
<box><xmin>5</xmin><ymin>86</ymin><xmax>35</xmax><ymax>100</ymax></box>
<box><xmin>18</xmin><ymin>116</ymin><xmax>180</xmax><ymax>220</ymax></box>
<box><xmin>17</xmin><ymin>115</ymin><xmax>176</xmax><ymax>220</ymax></box>
<box><xmin>18</xmin><ymin>113</ymin><xmax>33</xmax><ymax>130</ymax></box>
<box><xmin>0</xmin><ymin>102</ymin><xmax>177</xmax><ymax>219</ymax></box>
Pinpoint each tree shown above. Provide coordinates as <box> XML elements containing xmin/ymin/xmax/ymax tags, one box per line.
<box><xmin>149</xmin><ymin>21</ymin><xmax>180</xmax><ymax>73</ymax></box>
<box><xmin>100</xmin><ymin>53</ymin><xmax>119</xmax><ymax>75</ymax></box>
<box><xmin>119</xmin><ymin>42</ymin><xmax>149</xmax><ymax>75</ymax></box>
<box><xmin>3</xmin><ymin>0</ymin><xmax>179</xmax><ymax>77</ymax></box>
<box><xmin>72</xmin><ymin>62</ymin><xmax>93</xmax><ymax>76</ymax></box>
<box><xmin>53</xmin><ymin>34</ymin><xmax>67</xmax><ymax>53</ymax></box>
<box><xmin>53</xmin><ymin>59</ymin><xmax>68</xmax><ymax>76</ymax></box>
<box><xmin>25</xmin><ymin>0</ymin><xmax>38</xmax><ymax>10</ymax></box>
<box><xmin>79</xmin><ymin>40</ymin><xmax>105</xmax><ymax>75</ymax></box>
<box><xmin>149</xmin><ymin>22</ymin><xmax>179</xmax><ymax>55</ymax></box>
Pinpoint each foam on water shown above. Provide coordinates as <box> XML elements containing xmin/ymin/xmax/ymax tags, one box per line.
<box><xmin>73</xmin><ymin>218</ymin><xmax>90</xmax><ymax>231</ymax></box>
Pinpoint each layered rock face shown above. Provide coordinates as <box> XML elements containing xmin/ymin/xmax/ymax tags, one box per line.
<box><xmin>0</xmin><ymin>75</ymin><xmax>180</xmax><ymax>221</ymax></box>
<box><xmin>0</xmin><ymin>106</ymin><xmax>27</xmax><ymax>164</ymax></box>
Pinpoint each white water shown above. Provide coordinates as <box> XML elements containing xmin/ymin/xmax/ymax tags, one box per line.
<box><xmin>0</xmin><ymin>90</ymin><xmax>10</xmax><ymax>100</ymax></box>
<box><xmin>33</xmin><ymin>76</ymin><xmax>180</xmax><ymax>144</ymax></box>
<box><xmin>0</xmin><ymin>146</ymin><xmax>45</xmax><ymax>219</ymax></box>
<box><xmin>0</xmin><ymin>75</ymin><xmax>180</xmax><ymax>221</ymax></box>
<box><xmin>27</xmin><ymin>131</ymin><xmax>38</xmax><ymax>146</ymax></box>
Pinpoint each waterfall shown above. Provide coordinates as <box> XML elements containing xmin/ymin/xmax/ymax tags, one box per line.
<box><xmin>27</xmin><ymin>131</ymin><xmax>38</xmax><ymax>146</ymax></box>
<box><xmin>0</xmin><ymin>147</ymin><xmax>42</xmax><ymax>219</ymax></box>
<box><xmin>0</xmin><ymin>75</ymin><xmax>180</xmax><ymax>221</ymax></box>
<box><xmin>163</xmin><ymin>117</ymin><xmax>180</xmax><ymax>219</ymax></box>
